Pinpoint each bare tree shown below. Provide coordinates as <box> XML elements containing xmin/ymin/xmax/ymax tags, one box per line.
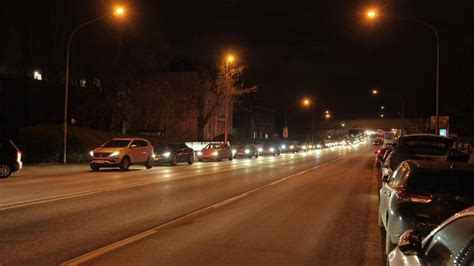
<box><xmin>197</xmin><ymin>62</ymin><xmax>256</xmax><ymax>140</ymax></box>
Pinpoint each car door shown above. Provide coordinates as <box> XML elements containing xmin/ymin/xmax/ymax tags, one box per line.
<box><xmin>380</xmin><ymin>163</ymin><xmax>408</xmax><ymax>226</ymax></box>
<box><xmin>129</xmin><ymin>140</ymin><xmax>142</xmax><ymax>163</ymax></box>
<box><xmin>139</xmin><ymin>140</ymin><xmax>151</xmax><ymax>162</ymax></box>
<box><xmin>178</xmin><ymin>144</ymin><xmax>190</xmax><ymax>161</ymax></box>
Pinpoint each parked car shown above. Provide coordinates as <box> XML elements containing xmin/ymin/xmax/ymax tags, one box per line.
<box><xmin>388</xmin><ymin>206</ymin><xmax>474</xmax><ymax>266</ymax></box>
<box><xmin>259</xmin><ymin>143</ymin><xmax>281</xmax><ymax>156</ymax></box>
<box><xmin>381</xmin><ymin>134</ymin><xmax>469</xmax><ymax>179</ymax></box>
<box><xmin>197</xmin><ymin>143</ymin><xmax>233</xmax><ymax>161</ymax></box>
<box><xmin>232</xmin><ymin>144</ymin><xmax>259</xmax><ymax>159</ymax></box>
<box><xmin>379</xmin><ymin>160</ymin><xmax>474</xmax><ymax>254</ymax></box>
<box><xmin>89</xmin><ymin>138</ymin><xmax>154</xmax><ymax>171</ymax></box>
<box><xmin>0</xmin><ymin>138</ymin><xmax>22</xmax><ymax>178</ymax></box>
<box><xmin>154</xmin><ymin>143</ymin><xmax>194</xmax><ymax>165</ymax></box>
<box><xmin>282</xmin><ymin>141</ymin><xmax>299</xmax><ymax>153</ymax></box>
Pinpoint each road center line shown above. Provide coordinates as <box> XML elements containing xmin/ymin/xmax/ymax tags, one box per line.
<box><xmin>61</xmin><ymin>151</ymin><xmax>356</xmax><ymax>266</ymax></box>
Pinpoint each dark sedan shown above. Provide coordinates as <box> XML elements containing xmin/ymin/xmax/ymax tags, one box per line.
<box><xmin>233</xmin><ymin>144</ymin><xmax>259</xmax><ymax>159</ymax></box>
<box><xmin>0</xmin><ymin>138</ymin><xmax>22</xmax><ymax>178</ymax></box>
<box><xmin>259</xmin><ymin>144</ymin><xmax>281</xmax><ymax>156</ymax></box>
<box><xmin>379</xmin><ymin>160</ymin><xmax>474</xmax><ymax>254</ymax></box>
<box><xmin>154</xmin><ymin>143</ymin><xmax>194</xmax><ymax>166</ymax></box>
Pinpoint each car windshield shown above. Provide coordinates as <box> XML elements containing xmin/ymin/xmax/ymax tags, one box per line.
<box><xmin>204</xmin><ymin>144</ymin><xmax>223</xmax><ymax>149</ymax></box>
<box><xmin>102</xmin><ymin>140</ymin><xmax>131</xmax><ymax>148</ymax></box>
<box><xmin>156</xmin><ymin>144</ymin><xmax>177</xmax><ymax>150</ymax></box>
<box><xmin>399</xmin><ymin>137</ymin><xmax>453</xmax><ymax>156</ymax></box>
<box><xmin>407</xmin><ymin>170</ymin><xmax>474</xmax><ymax>195</ymax></box>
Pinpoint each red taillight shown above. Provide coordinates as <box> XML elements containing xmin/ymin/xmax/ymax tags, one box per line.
<box><xmin>396</xmin><ymin>191</ymin><xmax>432</xmax><ymax>203</ymax></box>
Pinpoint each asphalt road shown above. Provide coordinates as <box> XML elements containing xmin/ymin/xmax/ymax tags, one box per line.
<box><xmin>0</xmin><ymin>144</ymin><xmax>383</xmax><ymax>265</ymax></box>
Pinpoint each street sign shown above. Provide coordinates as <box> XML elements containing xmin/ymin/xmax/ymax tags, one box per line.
<box><xmin>283</xmin><ymin>127</ymin><xmax>288</xmax><ymax>138</ymax></box>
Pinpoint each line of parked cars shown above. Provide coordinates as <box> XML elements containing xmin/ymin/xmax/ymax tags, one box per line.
<box><xmin>88</xmin><ymin>137</ymin><xmax>346</xmax><ymax>171</ymax></box>
<box><xmin>373</xmin><ymin>134</ymin><xmax>474</xmax><ymax>265</ymax></box>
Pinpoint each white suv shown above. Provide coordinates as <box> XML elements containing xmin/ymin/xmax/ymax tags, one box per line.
<box><xmin>89</xmin><ymin>138</ymin><xmax>154</xmax><ymax>171</ymax></box>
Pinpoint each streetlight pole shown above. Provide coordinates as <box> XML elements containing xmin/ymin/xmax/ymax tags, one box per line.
<box><xmin>389</xmin><ymin>16</ymin><xmax>440</xmax><ymax>134</ymax></box>
<box><xmin>367</xmin><ymin>11</ymin><xmax>440</xmax><ymax>134</ymax></box>
<box><xmin>224</xmin><ymin>55</ymin><xmax>234</xmax><ymax>145</ymax></box>
<box><xmin>63</xmin><ymin>6</ymin><xmax>125</xmax><ymax>163</ymax></box>
<box><xmin>63</xmin><ymin>15</ymin><xmax>107</xmax><ymax>164</ymax></box>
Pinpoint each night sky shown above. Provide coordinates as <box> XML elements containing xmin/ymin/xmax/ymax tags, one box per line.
<box><xmin>2</xmin><ymin>0</ymin><xmax>474</xmax><ymax>127</ymax></box>
<box><xmin>139</xmin><ymin>0</ymin><xmax>474</xmax><ymax>121</ymax></box>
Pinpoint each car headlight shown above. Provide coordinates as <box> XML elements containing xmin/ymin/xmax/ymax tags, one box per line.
<box><xmin>269</xmin><ymin>147</ymin><xmax>275</xmax><ymax>152</ymax></box>
<box><xmin>89</xmin><ymin>150</ymin><xmax>94</xmax><ymax>156</ymax></box>
<box><xmin>290</xmin><ymin>145</ymin><xmax>294</xmax><ymax>149</ymax></box>
<box><xmin>197</xmin><ymin>151</ymin><xmax>203</xmax><ymax>156</ymax></box>
<box><xmin>258</xmin><ymin>148</ymin><xmax>263</xmax><ymax>152</ymax></box>
<box><xmin>163</xmin><ymin>152</ymin><xmax>171</xmax><ymax>158</ymax></box>
<box><xmin>232</xmin><ymin>149</ymin><xmax>236</xmax><ymax>154</ymax></box>
<box><xmin>245</xmin><ymin>149</ymin><xmax>250</xmax><ymax>154</ymax></box>
<box><xmin>212</xmin><ymin>151</ymin><xmax>219</xmax><ymax>156</ymax></box>
<box><xmin>281</xmin><ymin>145</ymin><xmax>286</xmax><ymax>149</ymax></box>
<box><xmin>302</xmin><ymin>145</ymin><xmax>307</xmax><ymax>149</ymax></box>
<box><xmin>152</xmin><ymin>153</ymin><xmax>156</xmax><ymax>158</ymax></box>
<box><xmin>110</xmin><ymin>151</ymin><xmax>120</xmax><ymax>157</ymax></box>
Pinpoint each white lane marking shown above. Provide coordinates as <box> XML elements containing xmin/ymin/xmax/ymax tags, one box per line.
<box><xmin>60</xmin><ymin>152</ymin><xmax>356</xmax><ymax>266</ymax></box>
<box><xmin>0</xmin><ymin>150</ymin><xmax>349</xmax><ymax>211</ymax></box>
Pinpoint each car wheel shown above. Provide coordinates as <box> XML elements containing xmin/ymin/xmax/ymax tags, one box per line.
<box><xmin>119</xmin><ymin>157</ymin><xmax>130</xmax><ymax>171</ymax></box>
<box><xmin>188</xmin><ymin>154</ymin><xmax>194</xmax><ymax>165</ymax></box>
<box><xmin>228</xmin><ymin>155</ymin><xmax>233</xmax><ymax>161</ymax></box>
<box><xmin>198</xmin><ymin>158</ymin><xmax>203</xmax><ymax>162</ymax></box>
<box><xmin>0</xmin><ymin>164</ymin><xmax>12</xmax><ymax>178</ymax></box>
<box><xmin>255</xmin><ymin>153</ymin><xmax>259</xmax><ymax>158</ymax></box>
<box><xmin>145</xmin><ymin>156</ymin><xmax>153</xmax><ymax>169</ymax></box>
<box><xmin>385</xmin><ymin>223</ymin><xmax>396</xmax><ymax>254</ymax></box>
<box><xmin>90</xmin><ymin>164</ymin><xmax>100</xmax><ymax>171</ymax></box>
<box><xmin>170</xmin><ymin>155</ymin><xmax>177</xmax><ymax>166</ymax></box>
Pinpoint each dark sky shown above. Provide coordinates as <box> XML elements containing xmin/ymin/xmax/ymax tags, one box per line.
<box><xmin>126</xmin><ymin>0</ymin><xmax>474</xmax><ymax>123</ymax></box>
<box><xmin>2</xmin><ymin>0</ymin><xmax>474</xmax><ymax>124</ymax></box>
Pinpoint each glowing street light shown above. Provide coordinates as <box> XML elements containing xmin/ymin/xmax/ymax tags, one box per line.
<box><xmin>114</xmin><ymin>6</ymin><xmax>125</xmax><ymax>16</ymax></box>
<box><xmin>224</xmin><ymin>54</ymin><xmax>236</xmax><ymax>145</ymax></box>
<box><xmin>380</xmin><ymin>114</ymin><xmax>385</xmax><ymax>118</ymax></box>
<box><xmin>367</xmin><ymin>9</ymin><xmax>377</xmax><ymax>19</ymax></box>
<box><xmin>301</xmin><ymin>97</ymin><xmax>314</xmax><ymax>143</ymax></box>
<box><xmin>302</xmin><ymin>98</ymin><xmax>311</xmax><ymax>107</ymax></box>
<box><xmin>372</xmin><ymin>89</ymin><xmax>379</xmax><ymax>95</ymax></box>
<box><xmin>63</xmin><ymin>4</ymin><xmax>127</xmax><ymax>164</ymax></box>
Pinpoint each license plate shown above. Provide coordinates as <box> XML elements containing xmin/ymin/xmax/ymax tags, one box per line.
<box><xmin>95</xmin><ymin>159</ymin><xmax>105</xmax><ymax>163</ymax></box>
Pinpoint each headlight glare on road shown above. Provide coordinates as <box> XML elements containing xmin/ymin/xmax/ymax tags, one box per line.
<box><xmin>89</xmin><ymin>150</ymin><xmax>94</xmax><ymax>157</ymax></box>
<box><xmin>245</xmin><ymin>149</ymin><xmax>250</xmax><ymax>154</ymax></box>
<box><xmin>269</xmin><ymin>147</ymin><xmax>275</xmax><ymax>152</ymax></box>
<box><xmin>110</xmin><ymin>151</ymin><xmax>120</xmax><ymax>157</ymax></box>
<box><xmin>163</xmin><ymin>152</ymin><xmax>171</xmax><ymax>158</ymax></box>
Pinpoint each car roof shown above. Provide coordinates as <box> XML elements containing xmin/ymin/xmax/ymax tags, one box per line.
<box><xmin>423</xmin><ymin>206</ymin><xmax>474</xmax><ymax>246</ymax></box>
<box><xmin>111</xmin><ymin>137</ymin><xmax>146</xmax><ymax>141</ymax></box>
<box><xmin>405</xmin><ymin>160</ymin><xmax>474</xmax><ymax>172</ymax></box>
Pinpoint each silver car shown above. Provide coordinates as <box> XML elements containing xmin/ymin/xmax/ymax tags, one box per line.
<box><xmin>388</xmin><ymin>206</ymin><xmax>474</xmax><ymax>265</ymax></box>
<box><xmin>379</xmin><ymin>160</ymin><xmax>474</xmax><ymax>254</ymax></box>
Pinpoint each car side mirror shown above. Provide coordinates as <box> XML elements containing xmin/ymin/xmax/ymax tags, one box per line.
<box><xmin>398</xmin><ymin>230</ymin><xmax>422</xmax><ymax>256</ymax></box>
<box><xmin>131</xmin><ymin>144</ymin><xmax>138</xmax><ymax>149</ymax></box>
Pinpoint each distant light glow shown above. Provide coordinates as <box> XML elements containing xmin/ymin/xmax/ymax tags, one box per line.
<box><xmin>115</xmin><ymin>6</ymin><xmax>125</xmax><ymax>16</ymax></box>
<box><xmin>33</xmin><ymin>71</ymin><xmax>42</xmax><ymax>80</ymax></box>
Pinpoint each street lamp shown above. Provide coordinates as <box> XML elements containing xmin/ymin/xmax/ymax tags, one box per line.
<box><xmin>63</xmin><ymin>5</ymin><xmax>126</xmax><ymax>164</ymax></box>
<box><xmin>301</xmin><ymin>97</ymin><xmax>315</xmax><ymax>143</ymax></box>
<box><xmin>365</xmin><ymin>9</ymin><xmax>440</xmax><ymax>134</ymax></box>
<box><xmin>371</xmin><ymin>89</ymin><xmax>405</xmax><ymax>135</ymax></box>
<box><xmin>224</xmin><ymin>54</ymin><xmax>235</xmax><ymax>145</ymax></box>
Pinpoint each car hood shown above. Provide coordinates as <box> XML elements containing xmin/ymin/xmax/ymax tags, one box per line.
<box><xmin>94</xmin><ymin>147</ymin><xmax>126</xmax><ymax>153</ymax></box>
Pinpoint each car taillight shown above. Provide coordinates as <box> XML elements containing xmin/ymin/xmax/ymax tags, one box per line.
<box><xmin>396</xmin><ymin>191</ymin><xmax>432</xmax><ymax>204</ymax></box>
<box><xmin>17</xmin><ymin>151</ymin><xmax>22</xmax><ymax>162</ymax></box>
